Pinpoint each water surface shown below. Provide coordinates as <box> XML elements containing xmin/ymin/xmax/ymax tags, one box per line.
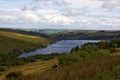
<box><xmin>19</xmin><ymin>40</ymin><xmax>100</xmax><ymax>58</ymax></box>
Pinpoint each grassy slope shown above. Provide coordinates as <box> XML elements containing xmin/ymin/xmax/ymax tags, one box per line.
<box><xmin>0</xmin><ymin>58</ymin><xmax>58</xmax><ymax>80</ymax></box>
<box><xmin>21</xmin><ymin>56</ymin><xmax>120</xmax><ymax>80</ymax></box>
<box><xmin>0</xmin><ymin>31</ymin><xmax>52</xmax><ymax>55</ymax></box>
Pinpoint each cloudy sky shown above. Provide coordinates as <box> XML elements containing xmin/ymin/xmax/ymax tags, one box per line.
<box><xmin>0</xmin><ymin>0</ymin><xmax>120</xmax><ymax>30</ymax></box>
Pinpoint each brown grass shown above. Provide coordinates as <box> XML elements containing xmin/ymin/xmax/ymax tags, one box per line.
<box><xmin>0</xmin><ymin>59</ymin><xmax>58</xmax><ymax>80</ymax></box>
<box><xmin>113</xmin><ymin>48</ymin><xmax>120</xmax><ymax>56</ymax></box>
<box><xmin>22</xmin><ymin>56</ymin><xmax>120</xmax><ymax>80</ymax></box>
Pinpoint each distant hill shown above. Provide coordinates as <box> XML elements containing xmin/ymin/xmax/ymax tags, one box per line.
<box><xmin>38</xmin><ymin>29</ymin><xmax>66</xmax><ymax>35</ymax></box>
<box><xmin>49</xmin><ymin>30</ymin><xmax>120</xmax><ymax>40</ymax></box>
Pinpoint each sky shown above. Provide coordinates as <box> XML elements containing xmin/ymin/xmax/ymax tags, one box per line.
<box><xmin>0</xmin><ymin>0</ymin><xmax>120</xmax><ymax>30</ymax></box>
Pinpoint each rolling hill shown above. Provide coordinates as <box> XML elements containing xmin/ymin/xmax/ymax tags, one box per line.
<box><xmin>0</xmin><ymin>31</ymin><xmax>53</xmax><ymax>55</ymax></box>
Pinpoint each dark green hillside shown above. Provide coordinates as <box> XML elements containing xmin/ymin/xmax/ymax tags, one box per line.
<box><xmin>0</xmin><ymin>30</ymin><xmax>55</xmax><ymax>71</ymax></box>
<box><xmin>0</xmin><ymin>31</ymin><xmax>52</xmax><ymax>55</ymax></box>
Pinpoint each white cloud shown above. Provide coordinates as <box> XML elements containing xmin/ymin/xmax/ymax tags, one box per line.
<box><xmin>0</xmin><ymin>0</ymin><xmax>120</xmax><ymax>30</ymax></box>
<box><xmin>22</xmin><ymin>11</ymin><xmax>40</xmax><ymax>23</ymax></box>
<box><xmin>22</xmin><ymin>3</ymin><xmax>32</xmax><ymax>11</ymax></box>
<box><xmin>102</xmin><ymin>0</ymin><xmax>120</xmax><ymax>9</ymax></box>
<box><xmin>43</xmin><ymin>14</ymin><xmax>74</xmax><ymax>25</ymax></box>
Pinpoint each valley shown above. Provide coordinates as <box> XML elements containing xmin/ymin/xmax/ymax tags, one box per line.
<box><xmin>0</xmin><ymin>28</ymin><xmax>120</xmax><ymax>80</ymax></box>
<box><xmin>0</xmin><ymin>0</ymin><xmax>120</xmax><ymax>80</ymax></box>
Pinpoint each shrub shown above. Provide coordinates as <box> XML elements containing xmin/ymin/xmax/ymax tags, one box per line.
<box><xmin>0</xmin><ymin>66</ymin><xmax>8</xmax><ymax>72</ymax></box>
<box><xmin>71</xmin><ymin>46</ymin><xmax>79</xmax><ymax>53</ymax></box>
<box><xmin>25</xmin><ymin>56</ymin><xmax>36</xmax><ymax>62</ymax></box>
<box><xmin>58</xmin><ymin>54</ymin><xmax>81</xmax><ymax>66</ymax></box>
<box><xmin>96</xmin><ymin>49</ymin><xmax>110</xmax><ymax>58</ymax></box>
<box><xmin>52</xmin><ymin>65</ymin><xmax>58</xmax><ymax>68</ymax></box>
<box><xmin>6</xmin><ymin>71</ymin><xmax>24</xmax><ymax>80</ymax></box>
<box><xmin>0</xmin><ymin>72</ymin><xmax>2</xmax><ymax>75</ymax></box>
<box><xmin>59</xmin><ymin>43</ymin><xmax>111</xmax><ymax>66</ymax></box>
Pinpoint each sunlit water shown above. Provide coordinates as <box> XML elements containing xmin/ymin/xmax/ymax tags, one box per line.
<box><xmin>19</xmin><ymin>40</ymin><xmax>100</xmax><ymax>58</ymax></box>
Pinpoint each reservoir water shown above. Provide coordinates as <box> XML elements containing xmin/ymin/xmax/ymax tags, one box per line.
<box><xmin>19</xmin><ymin>40</ymin><xmax>100</xmax><ymax>58</ymax></box>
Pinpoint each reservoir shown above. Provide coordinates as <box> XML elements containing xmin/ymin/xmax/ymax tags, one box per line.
<box><xmin>19</xmin><ymin>40</ymin><xmax>100</xmax><ymax>58</ymax></box>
